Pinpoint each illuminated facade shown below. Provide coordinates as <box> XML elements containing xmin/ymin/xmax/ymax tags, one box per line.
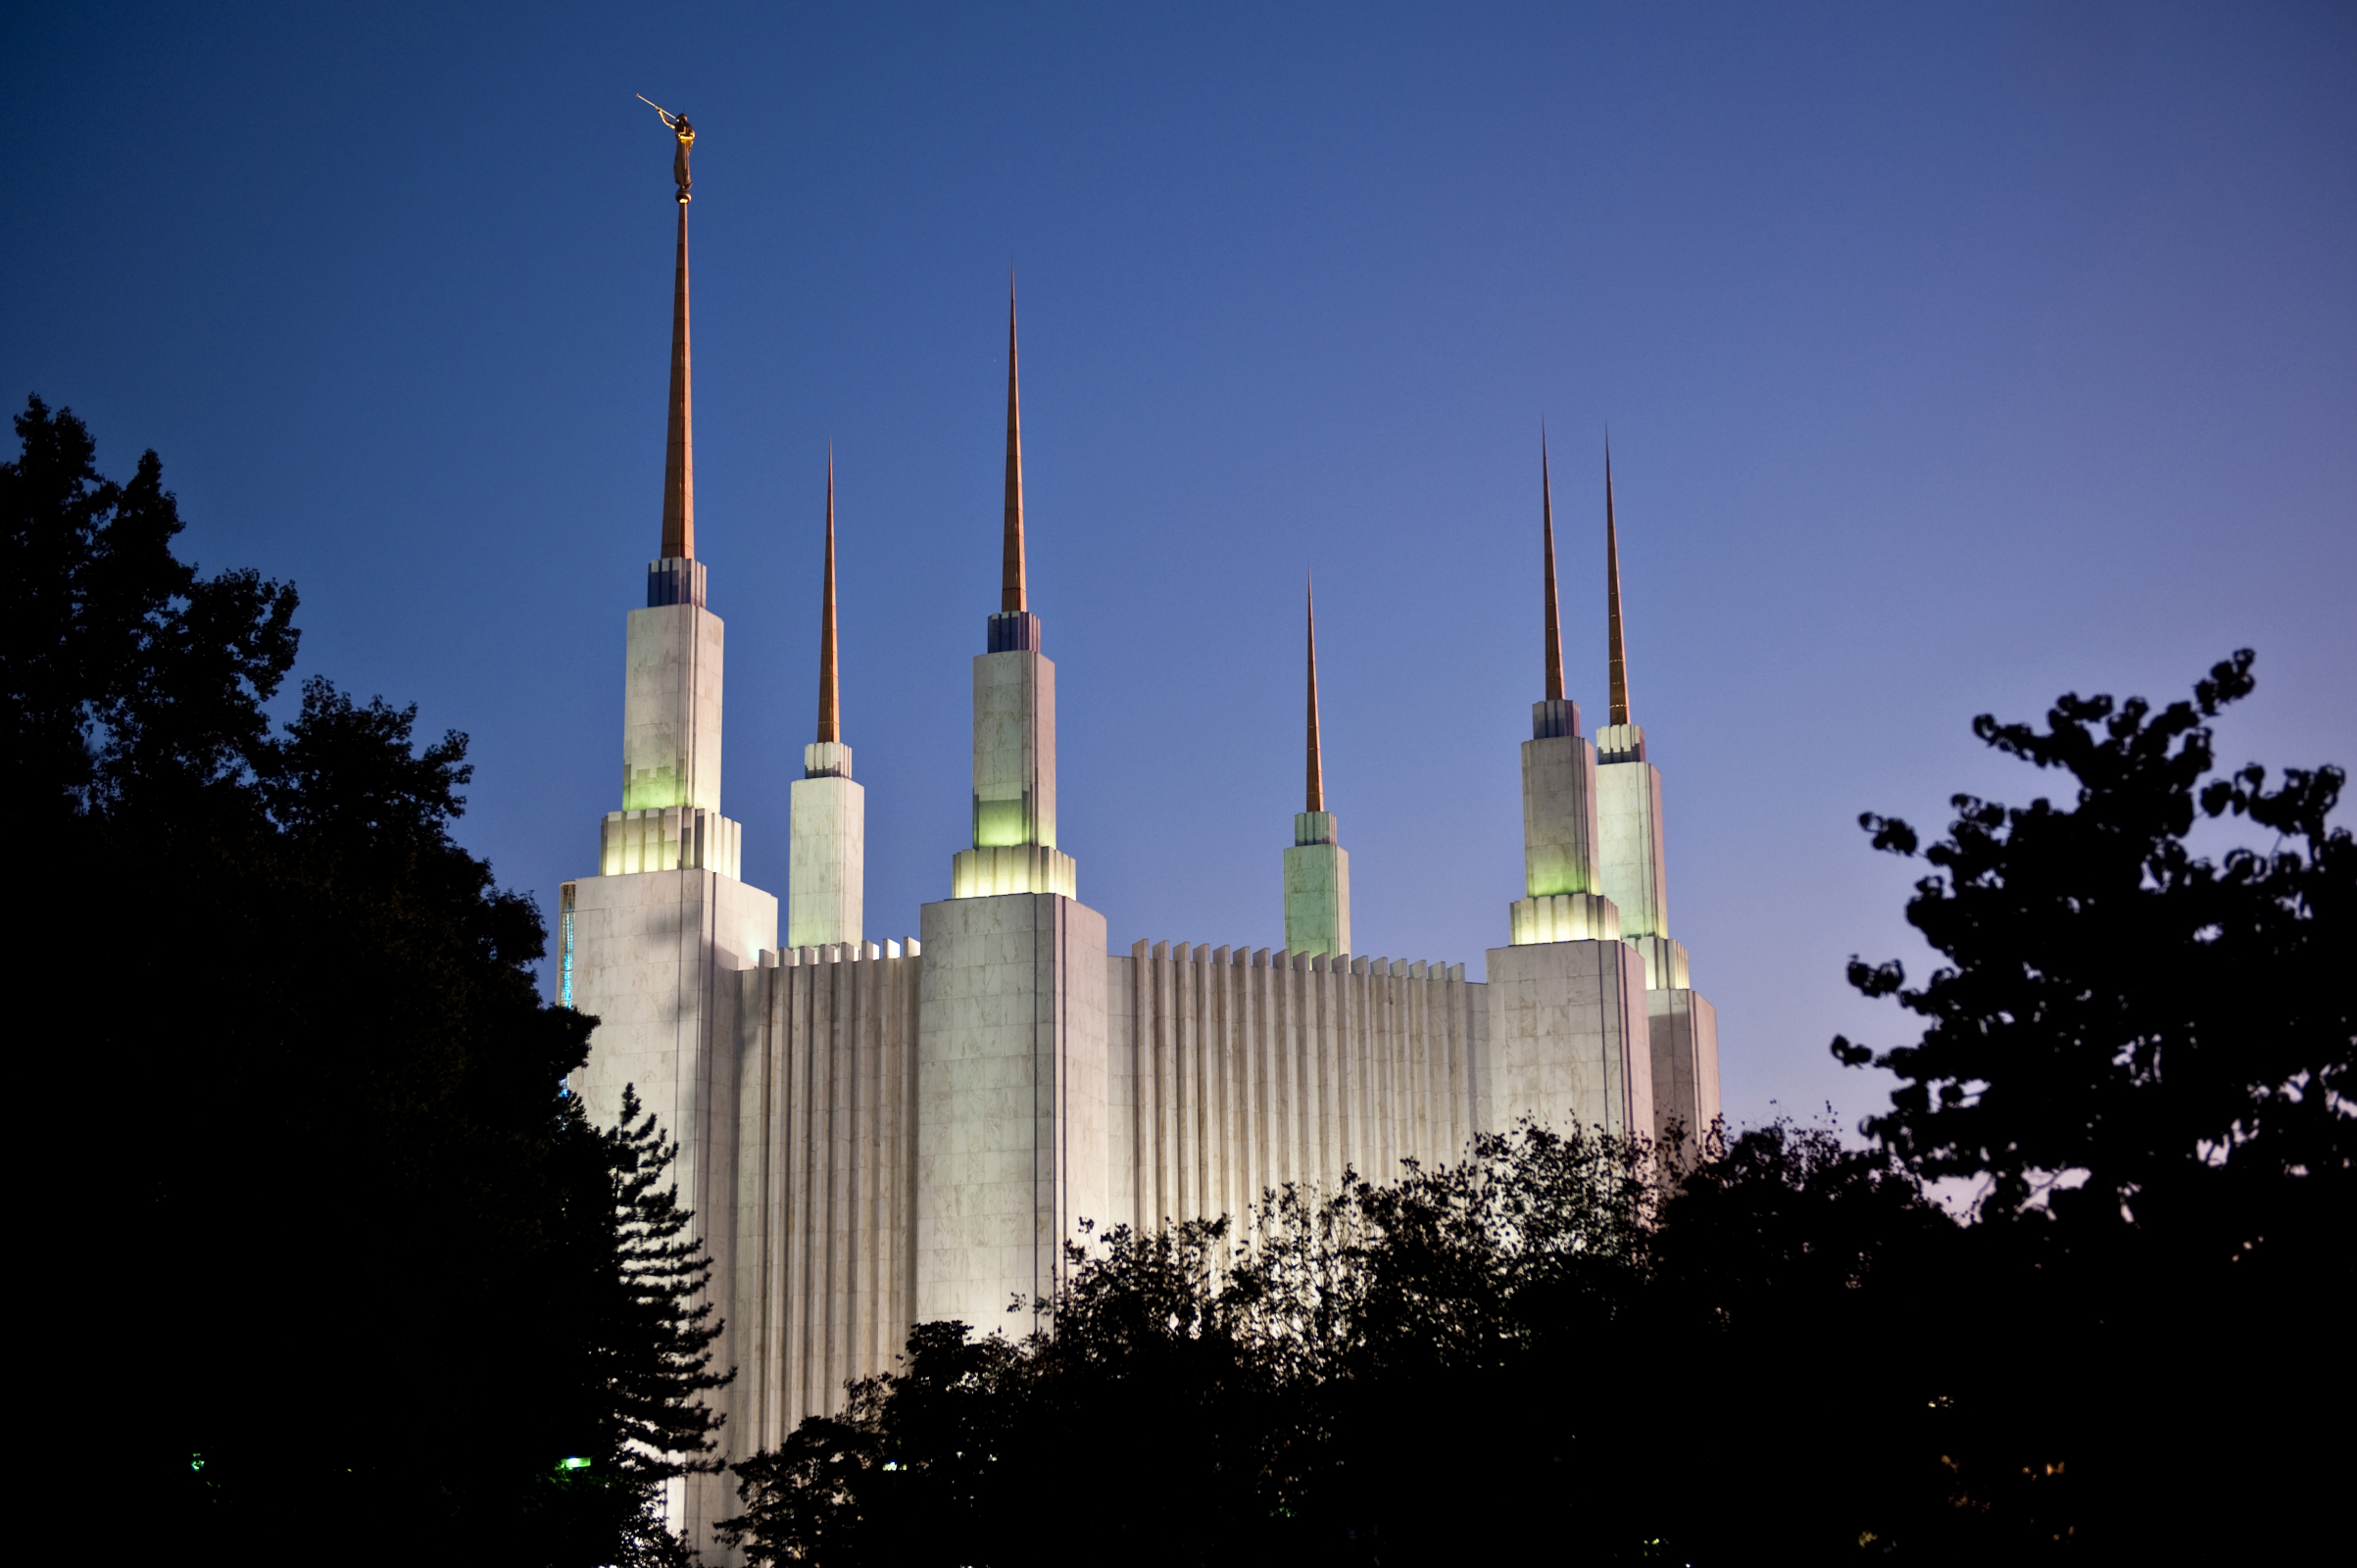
<box><xmin>559</xmin><ymin>188</ymin><xmax>1719</xmax><ymax>1562</ymax></box>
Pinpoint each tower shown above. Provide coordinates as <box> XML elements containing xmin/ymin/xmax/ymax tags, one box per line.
<box><xmin>916</xmin><ymin>284</ymin><xmax>1110</xmax><ymax>1332</ymax></box>
<box><xmin>1594</xmin><ymin>443</ymin><xmax>1670</xmax><ymax>963</ymax></box>
<box><xmin>1590</xmin><ymin>445</ymin><xmax>1721</xmax><ymax>1146</ymax></box>
<box><xmin>1509</xmin><ymin>436</ymin><xmax>1614</xmax><ymax>946</ymax></box>
<box><xmin>1283</xmin><ymin>576</ymin><xmax>1350</xmax><ymax>957</ymax></box>
<box><xmin>787</xmin><ymin>453</ymin><xmax>863</xmax><ymax>949</ymax></box>
<box><xmin>1485</xmin><ymin>434</ymin><xmax>1652</xmax><ymax>1139</ymax></box>
<box><xmin>559</xmin><ymin>118</ymin><xmax>778</xmax><ymax>1557</ymax></box>
<box><xmin>948</xmin><ymin>285</ymin><xmax>1075</xmax><ymax>901</ymax></box>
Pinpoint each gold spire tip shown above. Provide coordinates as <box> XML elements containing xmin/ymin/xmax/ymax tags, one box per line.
<box><xmin>1604</xmin><ymin>440</ymin><xmax>1631</xmax><ymax>728</ymax></box>
<box><xmin>1000</xmin><ymin>282</ymin><xmax>1026</xmax><ymax>614</ymax></box>
<box><xmin>1542</xmin><ymin>431</ymin><xmax>1564</xmax><ymax>704</ymax></box>
<box><xmin>816</xmin><ymin>450</ymin><xmax>840</xmax><ymax>744</ymax></box>
<box><xmin>1305</xmin><ymin>573</ymin><xmax>1325</xmax><ymax>814</ymax></box>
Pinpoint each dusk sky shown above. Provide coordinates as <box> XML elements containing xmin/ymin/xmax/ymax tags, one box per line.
<box><xmin>6</xmin><ymin>2</ymin><xmax>2350</xmax><ymax>1136</ymax></box>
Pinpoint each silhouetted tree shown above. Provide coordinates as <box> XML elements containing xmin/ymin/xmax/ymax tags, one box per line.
<box><xmin>6</xmin><ymin>397</ymin><xmax>726</xmax><ymax>1565</ymax></box>
<box><xmin>1</xmin><ymin>392</ymin><xmax>297</xmax><ymax>817</ymax></box>
<box><xmin>533</xmin><ymin>1086</ymin><xmax>733</xmax><ymax>1567</ymax></box>
<box><xmin>721</xmin><ymin>1125</ymin><xmax>1674</xmax><ymax>1566</ymax></box>
<box><xmin>1833</xmin><ymin>650</ymin><xmax>2352</xmax><ymax>1555</ymax></box>
<box><xmin>1835</xmin><ymin>649</ymin><xmax>2351</xmax><ymax>1243</ymax></box>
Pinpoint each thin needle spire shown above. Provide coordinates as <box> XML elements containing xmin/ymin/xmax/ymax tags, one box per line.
<box><xmin>1605</xmin><ymin>440</ymin><xmax>1632</xmax><ymax>727</ymax></box>
<box><xmin>1001</xmin><ymin>279</ymin><xmax>1026</xmax><ymax>613</ymax></box>
<box><xmin>1543</xmin><ymin>430</ymin><xmax>1564</xmax><ymax>703</ymax></box>
<box><xmin>1306</xmin><ymin>574</ymin><xmax>1325</xmax><ymax>813</ymax></box>
<box><xmin>816</xmin><ymin>449</ymin><xmax>840</xmax><ymax>744</ymax></box>
<box><xmin>659</xmin><ymin>195</ymin><xmax>694</xmax><ymax>559</ymax></box>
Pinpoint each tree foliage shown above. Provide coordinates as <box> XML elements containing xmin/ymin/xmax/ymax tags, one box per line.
<box><xmin>724</xmin><ymin>1125</ymin><xmax>1996</xmax><ymax>1564</ymax></box>
<box><xmin>1832</xmin><ymin>649</ymin><xmax>2352</xmax><ymax>1250</ymax></box>
<box><xmin>1</xmin><ymin>392</ymin><xmax>298</xmax><ymax>814</ymax></box>
<box><xmin>7</xmin><ymin>397</ymin><xmax>723</xmax><ymax>1565</ymax></box>
<box><xmin>575</xmin><ymin>1085</ymin><xmax>736</xmax><ymax>1484</ymax></box>
<box><xmin>1824</xmin><ymin>649</ymin><xmax>2352</xmax><ymax>1553</ymax></box>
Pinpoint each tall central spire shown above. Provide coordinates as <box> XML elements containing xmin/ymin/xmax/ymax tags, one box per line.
<box><xmin>1605</xmin><ymin>442</ymin><xmax>1631</xmax><ymax>726</ymax></box>
<box><xmin>660</xmin><ymin>198</ymin><xmax>695</xmax><ymax>560</ymax></box>
<box><xmin>1001</xmin><ymin>282</ymin><xmax>1026</xmax><ymax>613</ymax></box>
<box><xmin>1542</xmin><ymin>434</ymin><xmax>1565</xmax><ymax>703</ymax></box>
<box><xmin>816</xmin><ymin>449</ymin><xmax>840</xmax><ymax>744</ymax></box>
<box><xmin>1305</xmin><ymin>574</ymin><xmax>1325</xmax><ymax>813</ymax></box>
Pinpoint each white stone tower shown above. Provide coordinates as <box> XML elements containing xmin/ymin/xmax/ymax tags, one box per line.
<box><xmin>1486</xmin><ymin>435</ymin><xmax>1653</xmax><ymax>1138</ymax></box>
<box><xmin>1284</xmin><ymin>577</ymin><xmax>1351</xmax><ymax>957</ymax></box>
<box><xmin>915</xmin><ymin>285</ymin><xmax>1111</xmax><ymax>1334</ymax></box>
<box><xmin>788</xmin><ymin>454</ymin><xmax>863</xmax><ymax>949</ymax></box>
<box><xmin>1510</xmin><ymin>440</ymin><xmax>1615</xmax><ymax>947</ymax></box>
<box><xmin>1590</xmin><ymin>445</ymin><xmax>1720</xmax><ymax>1144</ymax></box>
<box><xmin>559</xmin><ymin>127</ymin><xmax>778</xmax><ymax>1558</ymax></box>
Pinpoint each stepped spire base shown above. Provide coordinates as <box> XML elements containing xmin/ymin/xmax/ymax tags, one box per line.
<box><xmin>952</xmin><ymin>845</ymin><xmax>1077</xmax><ymax>901</ymax></box>
<box><xmin>1509</xmin><ymin>891</ymin><xmax>1622</xmax><ymax>946</ymax></box>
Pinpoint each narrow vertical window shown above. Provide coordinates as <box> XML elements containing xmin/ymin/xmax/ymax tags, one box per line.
<box><xmin>559</xmin><ymin>881</ymin><xmax>577</xmax><ymax>1010</ymax></box>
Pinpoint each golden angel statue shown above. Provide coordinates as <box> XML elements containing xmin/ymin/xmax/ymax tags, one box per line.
<box><xmin>638</xmin><ymin>95</ymin><xmax>695</xmax><ymax>201</ymax></box>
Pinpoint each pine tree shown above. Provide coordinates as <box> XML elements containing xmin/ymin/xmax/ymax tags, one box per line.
<box><xmin>545</xmin><ymin>1085</ymin><xmax>734</xmax><ymax>1565</ymax></box>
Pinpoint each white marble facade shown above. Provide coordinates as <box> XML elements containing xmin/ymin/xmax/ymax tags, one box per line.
<box><xmin>558</xmin><ymin>559</ymin><xmax>1723</xmax><ymax>1567</ymax></box>
<box><xmin>786</xmin><ymin>742</ymin><xmax>861</xmax><ymax>950</ymax></box>
<box><xmin>561</xmin><ymin>244</ymin><xmax>1721</xmax><ymax>1564</ymax></box>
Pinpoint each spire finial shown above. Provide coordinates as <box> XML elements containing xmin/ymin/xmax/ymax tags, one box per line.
<box><xmin>1001</xmin><ymin>278</ymin><xmax>1026</xmax><ymax>613</ymax></box>
<box><xmin>816</xmin><ymin>448</ymin><xmax>840</xmax><ymax>744</ymax></box>
<box><xmin>1542</xmin><ymin>428</ymin><xmax>1564</xmax><ymax>703</ymax></box>
<box><xmin>1305</xmin><ymin>573</ymin><xmax>1325</xmax><ymax>814</ymax></box>
<box><xmin>658</xmin><ymin>182</ymin><xmax>695</xmax><ymax>559</ymax></box>
<box><xmin>1605</xmin><ymin>438</ymin><xmax>1631</xmax><ymax>726</ymax></box>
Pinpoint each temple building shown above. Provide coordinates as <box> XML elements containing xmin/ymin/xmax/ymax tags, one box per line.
<box><xmin>559</xmin><ymin>150</ymin><xmax>1719</xmax><ymax>1559</ymax></box>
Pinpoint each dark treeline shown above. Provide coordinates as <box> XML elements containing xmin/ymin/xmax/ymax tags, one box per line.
<box><xmin>8</xmin><ymin>398</ymin><xmax>723</xmax><ymax>1566</ymax></box>
<box><xmin>720</xmin><ymin>651</ymin><xmax>2351</xmax><ymax>1562</ymax></box>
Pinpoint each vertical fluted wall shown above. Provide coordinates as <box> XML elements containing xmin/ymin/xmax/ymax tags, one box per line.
<box><xmin>1107</xmin><ymin>943</ymin><xmax>1481</xmax><ymax>1233</ymax></box>
<box><xmin>733</xmin><ymin>941</ymin><xmax>921</xmax><ymax>1450</ymax></box>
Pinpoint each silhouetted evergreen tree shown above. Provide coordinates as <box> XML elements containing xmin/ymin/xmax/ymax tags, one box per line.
<box><xmin>534</xmin><ymin>1085</ymin><xmax>733</xmax><ymax>1564</ymax></box>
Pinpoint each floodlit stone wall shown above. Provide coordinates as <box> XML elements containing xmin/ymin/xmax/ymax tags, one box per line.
<box><xmin>1483</xmin><ymin>937</ymin><xmax>1654</xmax><ymax>1140</ymax></box>
<box><xmin>787</xmin><ymin>744</ymin><xmax>862</xmax><ymax>949</ymax></box>
<box><xmin>731</xmin><ymin>940</ymin><xmax>922</xmax><ymax>1446</ymax></box>
<box><xmin>1106</xmin><ymin>943</ymin><xmax>1482</xmax><ymax>1233</ymax></box>
<box><xmin>1596</xmin><ymin>729</ymin><xmax>1669</xmax><ymax>941</ymax></box>
<box><xmin>914</xmin><ymin>893</ymin><xmax>1110</xmax><ymax>1334</ymax></box>
<box><xmin>622</xmin><ymin>588</ymin><xmax>724</xmax><ymax>814</ymax></box>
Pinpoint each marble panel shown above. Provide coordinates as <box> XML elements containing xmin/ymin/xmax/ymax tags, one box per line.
<box><xmin>1482</xmin><ymin>938</ymin><xmax>1653</xmax><ymax>1139</ymax></box>
<box><xmin>971</xmin><ymin>650</ymin><xmax>1056</xmax><ymax>849</ymax></box>
<box><xmin>914</xmin><ymin>893</ymin><xmax>1109</xmax><ymax>1335</ymax></box>
<box><xmin>1647</xmin><ymin>987</ymin><xmax>1722</xmax><ymax>1153</ymax></box>
<box><xmin>1521</xmin><ymin>732</ymin><xmax>1601</xmax><ymax>897</ymax></box>
<box><xmin>788</xmin><ymin>774</ymin><xmax>864</xmax><ymax>949</ymax></box>
<box><xmin>622</xmin><ymin>601</ymin><xmax>725</xmax><ymax>813</ymax></box>
<box><xmin>1596</xmin><ymin>758</ymin><xmax>1669</xmax><ymax>940</ymax></box>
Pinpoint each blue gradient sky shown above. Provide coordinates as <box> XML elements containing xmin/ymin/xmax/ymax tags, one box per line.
<box><xmin>6</xmin><ymin>2</ymin><xmax>2350</xmax><ymax>1134</ymax></box>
